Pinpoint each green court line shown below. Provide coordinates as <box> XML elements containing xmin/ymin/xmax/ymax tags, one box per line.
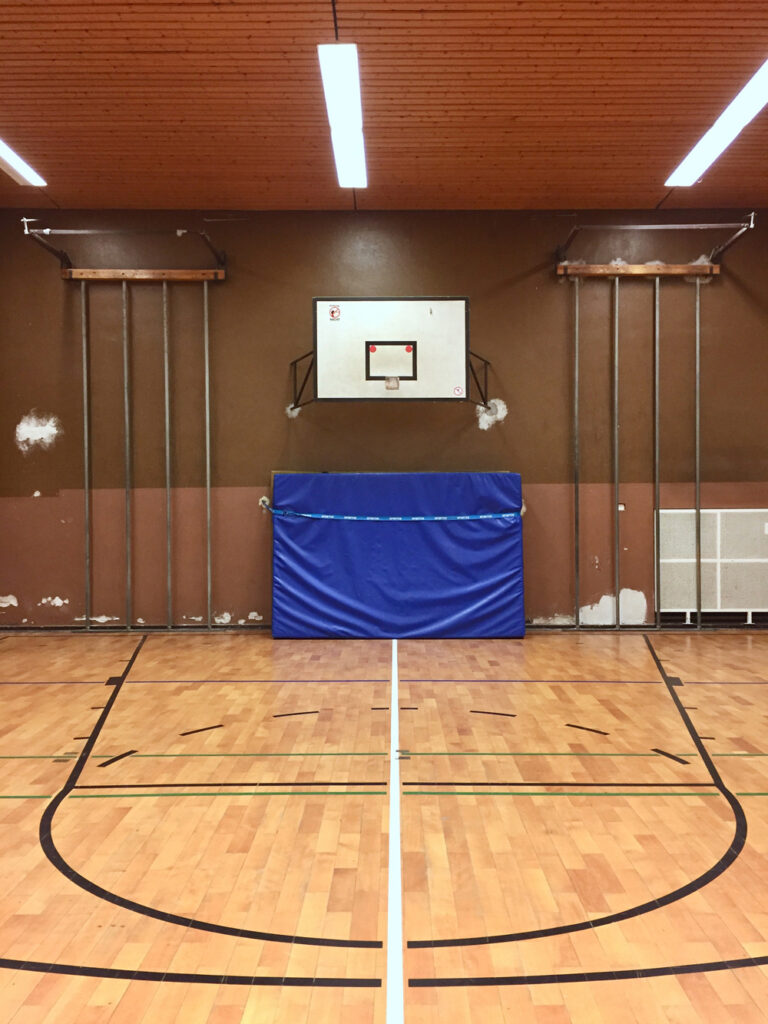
<box><xmin>93</xmin><ymin>752</ymin><xmax>388</xmax><ymax>759</ymax></box>
<box><xmin>0</xmin><ymin>756</ymin><xmax>75</xmax><ymax>760</ymax></box>
<box><xmin>69</xmin><ymin>790</ymin><xmax>387</xmax><ymax>799</ymax></box>
<box><xmin>0</xmin><ymin>794</ymin><xmax>53</xmax><ymax>799</ymax></box>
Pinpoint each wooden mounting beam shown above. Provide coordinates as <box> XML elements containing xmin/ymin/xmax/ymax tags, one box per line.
<box><xmin>61</xmin><ymin>268</ymin><xmax>226</xmax><ymax>281</ymax></box>
<box><xmin>557</xmin><ymin>263</ymin><xmax>719</xmax><ymax>278</ymax></box>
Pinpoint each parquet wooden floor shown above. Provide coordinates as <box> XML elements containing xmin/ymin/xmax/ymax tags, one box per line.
<box><xmin>1</xmin><ymin>631</ymin><xmax>768</xmax><ymax>1022</ymax></box>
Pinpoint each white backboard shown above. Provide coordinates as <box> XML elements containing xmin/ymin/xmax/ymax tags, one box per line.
<box><xmin>313</xmin><ymin>297</ymin><xmax>469</xmax><ymax>400</ymax></box>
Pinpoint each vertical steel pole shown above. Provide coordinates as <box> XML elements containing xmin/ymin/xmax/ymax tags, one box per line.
<box><xmin>203</xmin><ymin>281</ymin><xmax>212</xmax><ymax>629</ymax></box>
<box><xmin>122</xmin><ymin>280</ymin><xmax>132</xmax><ymax>628</ymax></box>
<box><xmin>163</xmin><ymin>281</ymin><xmax>173</xmax><ymax>628</ymax></box>
<box><xmin>613</xmin><ymin>276</ymin><xmax>620</xmax><ymax>628</ymax></box>
<box><xmin>695</xmin><ymin>277</ymin><xmax>702</xmax><ymax>629</ymax></box>
<box><xmin>573</xmin><ymin>278</ymin><xmax>581</xmax><ymax>628</ymax></box>
<box><xmin>654</xmin><ymin>277</ymin><xmax>661</xmax><ymax>629</ymax></box>
<box><xmin>81</xmin><ymin>281</ymin><xmax>92</xmax><ymax>629</ymax></box>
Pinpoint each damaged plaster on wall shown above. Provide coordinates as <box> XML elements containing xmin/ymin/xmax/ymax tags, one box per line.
<box><xmin>476</xmin><ymin>397</ymin><xmax>507</xmax><ymax>431</ymax></box>
<box><xmin>0</xmin><ymin>595</ymin><xmax>19</xmax><ymax>609</ymax></box>
<box><xmin>15</xmin><ymin>411</ymin><xmax>63</xmax><ymax>454</ymax></box>
<box><xmin>531</xmin><ymin>589</ymin><xmax>648</xmax><ymax>627</ymax></box>
<box><xmin>580</xmin><ymin>588</ymin><xmax>648</xmax><ymax>625</ymax></box>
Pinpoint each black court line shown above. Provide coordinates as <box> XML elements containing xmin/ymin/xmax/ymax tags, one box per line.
<box><xmin>565</xmin><ymin>723</ymin><xmax>610</xmax><ymax>736</ymax></box>
<box><xmin>272</xmin><ymin>710</ymin><xmax>319</xmax><ymax>718</ymax></box>
<box><xmin>371</xmin><ymin>706</ymin><xmax>389</xmax><ymax>710</ymax></box>
<box><xmin>105</xmin><ymin>676</ymin><xmax>121</xmax><ymax>686</ymax></box>
<box><xmin>683</xmin><ymin>706</ymin><xmax>698</xmax><ymax>710</ymax></box>
<box><xmin>38</xmin><ymin>637</ymin><xmax>382</xmax><ymax>952</ymax></box>
<box><xmin>400</xmin><ymin>706</ymin><xmax>419</xmax><ymax>710</ymax></box>
<box><xmin>75</xmin><ymin>782</ymin><xmax>387</xmax><ymax>790</ymax></box>
<box><xmin>90</xmin><ymin>706</ymin><xmax>106</xmax><ymax>709</ymax></box>
<box><xmin>179</xmin><ymin>724</ymin><xmax>223</xmax><ymax>736</ymax></box>
<box><xmin>651</xmin><ymin>748</ymin><xmax>690</xmax><ymax>765</ymax></box>
<box><xmin>408</xmin><ymin>636</ymin><xmax>747</xmax><ymax>952</ymax></box>
<box><xmin>470</xmin><ymin>710</ymin><xmax>517</xmax><ymax>719</ymax></box>
<box><xmin>409</xmin><ymin>953</ymin><xmax>768</xmax><ymax>987</ymax></box>
<box><xmin>97</xmin><ymin>750</ymin><xmax>137</xmax><ymax>768</ymax></box>
<box><xmin>0</xmin><ymin>956</ymin><xmax>380</xmax><ymax>988</ymax></box>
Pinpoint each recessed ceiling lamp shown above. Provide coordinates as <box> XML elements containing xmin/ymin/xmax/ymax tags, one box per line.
<box><xmin>317</xmin><ymin>43</ymin><xmax>367</xmax><ymax>188</ymax></box>
<box><xmin>0</xmin><ymin>138</ymin><xmax>46</xmax><ymax>187</ymax></box>
<box><xmin>665</xmin><ymin>57</ymin><xmax>768</xmax><ymax>187</ymax></box>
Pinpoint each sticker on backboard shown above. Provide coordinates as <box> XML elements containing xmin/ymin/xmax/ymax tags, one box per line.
<box><xmin>329</xmin><ymin>305</ymin><xmax>341</xmax><ymax>321</ymax></box>
<box><xmin>453</xmin><ymin>385</ymin><xmax>464</xmax><ymax>396</ymax></box>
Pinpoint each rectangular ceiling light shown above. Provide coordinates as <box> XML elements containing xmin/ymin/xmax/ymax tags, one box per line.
<box><xmin>665</xmin><ymin>58</ymin><xmax>768</xmax><ymax>187</ymax></box>
<box><xmin>317</xmin><ymin>43</ymin><xmax>367</xmax><ymax>188</ymax></box>
<box><xmin>0</xmin><ymin>138</ymin><xmax>46</xmax><ymax>187</ymax></box>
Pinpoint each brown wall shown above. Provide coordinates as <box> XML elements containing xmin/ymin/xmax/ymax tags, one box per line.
<box><xmin>1</xmin><ymin>209</ymin><xmax>767</xmax><ymax>627</ymax></box>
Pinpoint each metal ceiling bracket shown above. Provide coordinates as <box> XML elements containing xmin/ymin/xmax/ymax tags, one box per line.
<box><xmin>21</xmin><ymin>220</ymin><xmax>227</xmax><ymax>278</ymax></box>
<box><xmin>709</xmin><ymin>211</ymin><xmax>756</xmax><ymax>262</ymax></box>
<box><xmin>22</xmin><ymin>218</ymin><xmax>72</xmax><ymax>268</ymax></box>
<box><xmin>556</xmin><ymin>215</ymin><xmax>755</xmax><ymax>267</ymax></box>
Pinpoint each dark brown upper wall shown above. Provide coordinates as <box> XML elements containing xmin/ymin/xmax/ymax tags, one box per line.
<box><xmin>1</xmin><ymin>208</ymin><xmax>766</xmax><ymax>496</ymax></box>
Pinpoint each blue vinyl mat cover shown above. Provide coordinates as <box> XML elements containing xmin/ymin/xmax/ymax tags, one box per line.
<box><xmin>271</xmin><ymin>472</ymin><xmax>524</xmax><ymax>638</ymax></box>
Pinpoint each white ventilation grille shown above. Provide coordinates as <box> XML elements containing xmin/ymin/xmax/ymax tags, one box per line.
<box><xmin>659</xmin><ymin>509</ymin><xmax>768</xmax><ymax>615</ymax></box>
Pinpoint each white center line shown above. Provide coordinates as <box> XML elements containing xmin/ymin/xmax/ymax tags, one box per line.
<box><xmin>386</xmin><ymin>637</ymin><xmax>405</xmax><ymax>1023</ymax></box>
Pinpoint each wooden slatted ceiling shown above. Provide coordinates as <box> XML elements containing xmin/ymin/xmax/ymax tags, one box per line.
<box><xmin>0</xmin><ymin>1</ymin><xmax>765</xmax><ymax>210</ymax></box>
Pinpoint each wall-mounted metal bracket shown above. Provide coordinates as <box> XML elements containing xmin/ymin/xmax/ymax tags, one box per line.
<box><xmin>290</xmin><ymin>350</ymin><xmax>315</xmax><ymax>409</ymax></box>
<box><xmin>555</xmin><ymin>214</ymin><xmax>755</xmax><ymax>269</ymax></box>
<box><xmin>22</xmin><ymin>219</ymin><xmax>227</xmax><ymax>279</ymax></box>
<box><xmin>468</xmin><ymin>350</ymin><xmax>490</xmax><ymax>407</ymax></box>
<box><xmin>288</xmin><ymin>348</ymin><xmax>493</xmax><ymax>410</ymax></box>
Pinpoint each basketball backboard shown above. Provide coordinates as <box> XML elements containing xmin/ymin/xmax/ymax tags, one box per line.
<box><xmin>313</xmin><ymin>297</ymin><xmax>469</xmax><ymax>400</ymax></box>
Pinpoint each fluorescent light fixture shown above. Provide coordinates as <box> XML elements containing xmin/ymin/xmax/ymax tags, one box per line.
<box><xmin>317</xmin><ymin>43</ymin><xmax>367</xmax><ymax>188</ymax></box>
<box><xmin>665</xmin><ymin>58</ymin><xmax>768</xmax><ymax>187</ymax></box>
<box><xmin>0</xmin><ymin>138</ymin><xmax>46</xmax><ymax>187</ymax></box>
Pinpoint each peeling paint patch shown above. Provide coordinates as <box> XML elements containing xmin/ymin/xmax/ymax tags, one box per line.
<box><xmin>74</xmin><ymin>614</ymin><xmax>119</xmax><ymax>623</ymax></box>
<box><xmin>579</xmin><ymin>588</ymin><xmax>648</xmax><ymax>626</ymax></box>
<box><xmin>15</xmin><ymin>411</ymin><xmax>62</xmax><ymax>454</ymax></box>
<box><xmin>285</xmin><ymin>404</ymin><xmax>302</xmax><ymax>419</ymax></box>
<box><xmin>32</xmin><ymin>490</ymin><xmax>41</xmax><ymax>497</ymax></box>
<box><xmin>136</xmin><ymin>617</ymin><xmax>145</xmax><ymax>624</ymax></box>
<box><xmin>0</xmin><ymin>595</ymin><xmax>19</xmax><ymax>608</ymax></box>
<box><xmin>214</xmin><ymin>611</ymin><xmax>232</xmax><ymax>625</ymax></box>
<box><xmin>39</xmin><ymin>596</ymin><xmax>69</xmax><ymax>607</ymax></box>
<box><xmin>184</xmin><ymin>615</ymin><xmax>204</xmax><ymax>623</ymax></box>
<box><xmin>248</xmin><ymin>611</ymin><xmax>263</xmax><ymax>621</ymax></box>
<box><xmin>531</xmin><ymin>613</ymin><xmax>576</xmax><ymax>626</ymax></box>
